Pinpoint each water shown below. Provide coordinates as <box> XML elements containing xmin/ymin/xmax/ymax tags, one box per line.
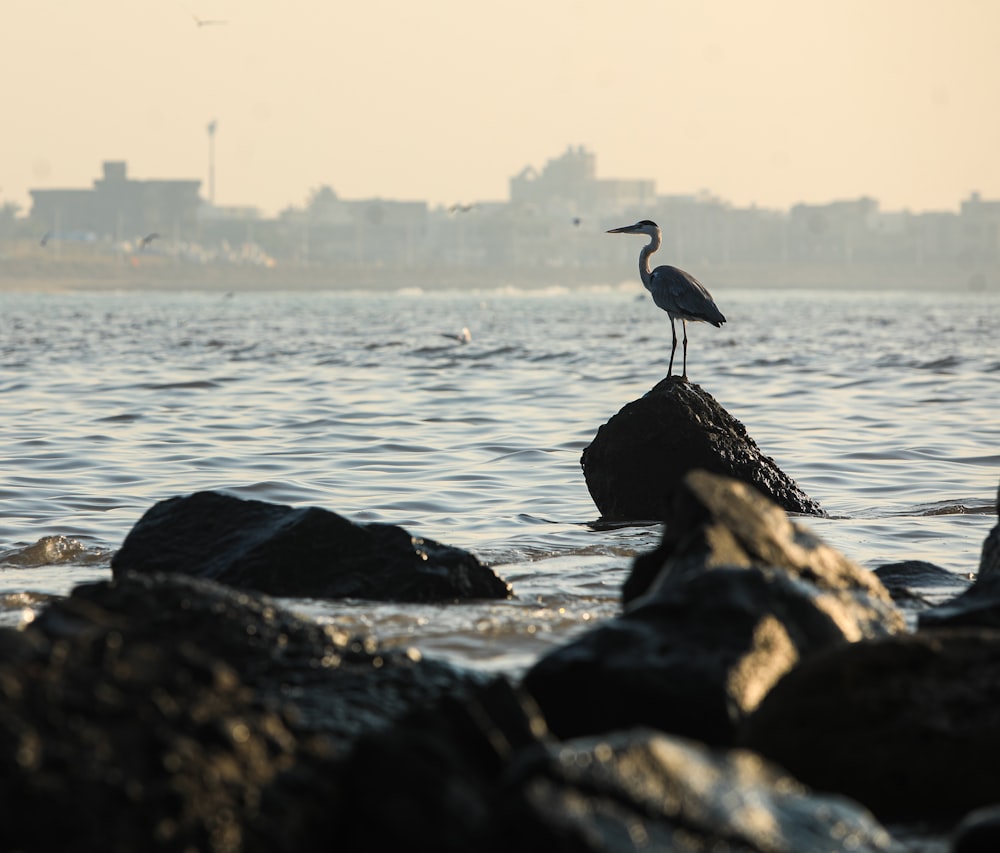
<box><xmin>1</xmin><ymin>284</ymin><xmax>997</xmax><ymax>674</ymax></box>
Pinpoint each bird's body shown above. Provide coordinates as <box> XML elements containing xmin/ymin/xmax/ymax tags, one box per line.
<box><xmin>608</xmin><ymin>219</ymin><xmax>725</xmax><ymax>379</ymax></box>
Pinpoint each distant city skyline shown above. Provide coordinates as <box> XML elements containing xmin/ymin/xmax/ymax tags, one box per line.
<box><xmin>3</xmin><ymin>0</ymin><xmax>999</xmax><ymax>217</ymax></box>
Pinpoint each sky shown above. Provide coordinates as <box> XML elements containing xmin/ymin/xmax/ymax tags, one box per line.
<box><xmin>3</xmin><ymin>0</ymin><xmax>998</xmax><ymax>217</ymax></box>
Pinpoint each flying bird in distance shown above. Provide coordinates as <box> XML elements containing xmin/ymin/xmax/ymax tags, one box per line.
<box><xmin>607</xmin><ymin>219</ymin><xmax>726</xmax><ymax>380</ymax></box>
<box><xmin>139</xmin><ymin>233</ymin><xmax>160</xmax><ymax>251</ymax></box>
<box><xmin>39</xmin><ymin>231</ymin><xmax>52</xmax><ymax>247</ymax></box>
<box><xmin>192</xmin><ymin>14</ymin><xmax>228</xmax><ymax>26</ymax></box>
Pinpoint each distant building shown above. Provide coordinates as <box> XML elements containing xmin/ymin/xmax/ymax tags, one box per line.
<box><xmin>509</xmin><ymin>145</ymin><xmax>656</xmax><ymax>213</ymax></box>
<box><xmin>29</xmin><ymin>161</ymin><xmax>201</xmax><ymax>239</ymax></box>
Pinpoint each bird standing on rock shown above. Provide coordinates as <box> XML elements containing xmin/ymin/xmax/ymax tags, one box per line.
<box><xmin>608</xmin><ymin>219</ymin><xmax>726</xmax><ymax>379</ymax></box>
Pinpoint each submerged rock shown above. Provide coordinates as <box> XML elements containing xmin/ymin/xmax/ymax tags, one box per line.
<box><xmin>740</xmin><ymin>627</ymin><xmax>1000</xmax><ymax>822</ymax></box>
<box><xmin>580</xmin><ymin>377</ymin><xmax>823</xmax><ymax>521</ymax></box>
<box><xmin>874</xmin><ymin>560</ymin><xmax>972</xmax><ymax>606</ymax></box>
<box><xmin>522</xmin><ymin>472</ymin><xmax>903</xmax><ymax>745</ymax></box>
<box><xmin>111</xmin><ymin>490</ymin><xmax>511</xmax><ymax>602</ymax></box>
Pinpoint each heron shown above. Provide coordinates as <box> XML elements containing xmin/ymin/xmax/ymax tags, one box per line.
<box><xmin>607</xmin><ymin>219</ymin><xmax>725</xmax><ymax>379</ymax></box>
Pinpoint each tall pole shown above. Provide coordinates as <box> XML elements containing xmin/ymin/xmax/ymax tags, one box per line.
<box><xmin>207</xmin><ymin>119</ymin><xmax>218</xmax><ymax>206</ymax></box>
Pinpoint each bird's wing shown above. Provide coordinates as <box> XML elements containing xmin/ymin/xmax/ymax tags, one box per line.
<box><xmin>649</xmin><ymin>265</ymin><xmax>726</xmax><ymax>324</ymax></box>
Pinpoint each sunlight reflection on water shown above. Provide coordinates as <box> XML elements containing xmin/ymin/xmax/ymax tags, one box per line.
<box><xmin>1</xmin><ymin>287</ymin><xmax>997</xmax><ymax>671</ymax></box>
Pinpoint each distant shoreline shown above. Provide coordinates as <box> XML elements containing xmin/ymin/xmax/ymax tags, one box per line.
<box><xmin>0</xmin><ymin>258</ymin><xmax>995</xmax><ymax>293</ymax></box>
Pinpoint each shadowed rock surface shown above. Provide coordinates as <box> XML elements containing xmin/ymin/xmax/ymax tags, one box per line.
<box><xmin>0</xmin><ymin>572</ymin><xmax>497</xmax><ymax>850</ymax></box>
<box><xmin>581</xmin><ymin>377</ymin><xmax>823</xmax><ymax>521</ymax></box>
<box><xmin>740</xmin><ymin>627</ymin><xmax>1000</xmax><ymax>822</ymax></box>
<box><xmin>0</xmin><ymin>590</ymin><xmax>339</xmax><ymax>852</ymax></box>
<box><xmin>523</xmin><ymin>472</ymin><xmax>903</xmax><ymax>745</ymax></box>
<box><xmin>873</xmin><ymin>559</ymin><xmax>973</xmax><ymax>617</ymax></box>
<box><xmin>31</xmin><ymin>572</ymin><xmax>486</xmax><ymax>746</ymax></box>
<box><xmin>340</xmin><ymin>685</ymin><xmax>893</xmax><ymax>852</ymax></box>
<box><xmin>111</xmin><ymin>490</ymin><xmax>511</xmax><ymax>602</ymax></box>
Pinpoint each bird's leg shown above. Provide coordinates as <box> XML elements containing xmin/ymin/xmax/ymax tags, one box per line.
<box><xmin>681</xmin><ymin>319</ymin><xmax>689</xmax><ymax>380</ymax></box>
<box><xmin>668</xmin><ymin>317</ymin><xmax>678</xmax><ymax>377</ymax></box>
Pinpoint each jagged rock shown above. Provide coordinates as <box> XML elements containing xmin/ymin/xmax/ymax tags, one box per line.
<box><xmin>740</xmin><ymin>627</ymin><xmax>1000</xmax><ymax>822</ymax></box>
<box><xmin>0</xmin><ymin>588</ymin><xmax>340</xmax><ymax>852</ymax></box>
<box><xmin>873</xmin><ymin>560</ymin><xmax>973</xmax><ymax>622</ymax></box>
<box><xmin>31</xmin><ymin>572</ymin><xmax>486</xmax><ymax>747</ymax></box>
<box><xmin>976</xmin><ymin>480</ymin><xmax>1000</xmax><ymax>579</ymax></box>
<box><xmin>915</xmin><ymin>486</ymin><xmax>1000</xmax><ymax>629</ymax></box>
<box><xmin>111</xmin><ymin>490</ymin><xmax>511</xmax><ymax>602</ymax></box>
<box><xmin>953</xmin><ymin>805</ymin><xmax>1000</xmax><ymax>853</ymax></box>
<box><xmin>338</xmin><ymin>677</ymin><xmax>548</xmax><ymax>850</ymax></box>
<box><xmin>503</xmin><ymin>730</ymin><xmax>892</xmax><ymax>853</ymax></box>
<box><xmin>522</xmin><ymin>472</ymin><xmax>903</xmax><ymax>745</ymax></box>
<box><xmin>624</xmin><ymin>469</ymin><xmax>901</xmax><ymax>612</ymax></box>
<box><xmin>340</xmin><ymin>694</ymin><xmax>894</xmax><ymax>853</ymax></box>
<box><xmin>580</xmin><ymin>377</ymin><xmax>823</xmax><ymax>521</ymax></box>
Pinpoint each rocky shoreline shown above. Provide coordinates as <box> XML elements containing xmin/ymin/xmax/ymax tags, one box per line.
<box><xmin>2</xmin><ymin>379</ymin><xmax>998</xmax><ymax>851</ymax></box>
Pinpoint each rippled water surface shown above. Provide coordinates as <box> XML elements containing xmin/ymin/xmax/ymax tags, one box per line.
<box><xmin>1</xmin><ymin>285</ymin><xmax>997</xmax><ymax>672</ymax></box>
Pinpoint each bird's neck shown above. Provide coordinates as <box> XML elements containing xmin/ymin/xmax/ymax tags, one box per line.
<box><xmin>638</xmin><ymin>232</ymin><xmax>660</xmax><ymax>288</ymax></box>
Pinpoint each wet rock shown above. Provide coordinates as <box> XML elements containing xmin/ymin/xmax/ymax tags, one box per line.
<box><xmin>340</xmin><ymin>689</ymin><xmax>894</xmax><ymax>853</ymax></box>
<box><xmin>625</xmin><ymin>469</ymin><xmax>901</xmax><ymax>612</ymax></box>
<box><xmin>872</xmin><ymin>560</ymin><xmax>974</xmax><ymax>623</ymax></box>
<box><xmin>918</xmin><ymin>489</ymin><xmax>1000</xmax><ymax>628</ymax></box>
<box><xmin>31</xmin><ymin>571</ymin><xmax>486</xmax><ymax>747</ymax></box>
<box><xmin>0</xmin><ymin>594</ymin><xmax>340</xmax><ymax>852</ymax></box>
<box><xmin>580</xmin><ymin>377</ymin><xmax>823</xmax><ymax>521</ymax></box>
<box><xmin>502</xmin><ymin>730</ymin><xmax>893</xmax><ymax>853</ymax></box>
<box><xmin>111</xmin><ymin>490</ymin><xmax>511</xmax><ymax>602</ymax></box>
<box><xmin>338</xmin><ymin>677</ymin><xmax>548</xmax><ymax>851</ymax></box>
<box><xmin>740</xmin><ymin>628</ymin><xmax>1000</xmax><ymax>822</ymax></box>
<box><xmin>976</xmin><ymin>480</ymin><xmax>1000</xmax><ymax>579</ymax></box>
<box><xmin>953</xmin><ymin>805</ymin><xmax>1000</xmax><ymax>853</ymax></box>
<box><xmin>523</xmin><ymin>472</ymin><xmax>903</xmax><ymax>745</ymax></box>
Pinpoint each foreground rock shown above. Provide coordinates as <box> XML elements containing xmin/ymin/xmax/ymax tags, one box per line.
<box><xmin>0</xmin><ymin>584</ymin><xmax>336</xmax><ymax>852</ymax></box>
<box><xmin>340</xmin><ymin>681</ymin><xmax>893</xmax><ymax>852</ymax></box>
<box><xmin>31</xmin><ymin>572</ymin><xmax>485</xmax><ymax>746</ymax></box>
<box><xmin>740</xmin><ymin>627</ymin><xmax>1000</xmax><ymax>822</ymax></box>
<box><xmin>920</xmin><ymin>484</ymin><xmax>1000</xmax><ymax>628</ymax></box>
<box><xmin>523</xmin><ymin>472</ymin><xmax>903</xmax><ymax>745</ymax></box>
<box><xmin>581</xmin><ymin>377</ymin><xmax>823</xmax><ymax>521</ymax></box>
<box><xmin>0</xmin><ymin>570</ymin><xmax>896</xmax><ymax>851</ymax></box>
<box><xmin>0</xmin><ymin>572</ymin><xmax>494</xmax><ymax>850</ymax></box>
<box><xmin>111</xmin><ymin>490</ymin><xmax>511</xmax><ymax>601</ymax></box>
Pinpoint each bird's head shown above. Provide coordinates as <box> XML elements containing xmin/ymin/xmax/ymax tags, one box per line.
<box><xmin>606</xmin><ymin>219</ymin><xmax>660</xmax><ymax>237</ymax></box>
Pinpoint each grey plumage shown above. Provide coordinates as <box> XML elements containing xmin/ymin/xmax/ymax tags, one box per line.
<box><xmin>608</xmin><ymin>219</ymin><xmax>725</xmax><ymax>378</ymax></box>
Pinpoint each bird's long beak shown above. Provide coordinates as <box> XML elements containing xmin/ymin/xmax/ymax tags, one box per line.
<box><xmin>606</xmin><ymin>226</ymin><xmax>632</xmax><ymax>234</ymax></box>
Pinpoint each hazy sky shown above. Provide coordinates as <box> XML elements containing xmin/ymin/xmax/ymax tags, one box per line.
<box><xmin>4</xmin><ymin>0</ymin><xmax>998</xmax><ymax>216</ymax></box>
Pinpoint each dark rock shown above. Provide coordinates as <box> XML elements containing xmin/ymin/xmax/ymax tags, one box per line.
<box><xmin>0</xmin><ymin>590</ymin><xmax>340</xmax><ymax>852</ymax></box>
<box><xmin>873</xmin><ymin>560</ymin><xmax>973</xmax><ymax>621</ymax></box>
<box><xmin>338</xmin><ymin>677</ymin><xmax>549</xmax><ymax>851</ymax></box>
<box><xmin>502</xmin><ymin>730</ymin><xmax>892</xmax><ymax>853</ymax></box>
<box><xmin>625</xmin><ymin>470</ymin><xmax>901</xmax><ymax>613</ymax></box>
<box><xmin>340</xmin><ymin>689</ymin><xmax>894</xmax><ymax>853</ymax></box>
<box><xmin>31</xmin><ymin>571</ymin><xmax>486</xmax><ymax>747</ymax></box>
<box><xmin>976</xmin><ymin>480</ymin><xmax>1000</xmax><ymax>579</ymax></box>
<box><xmin>580</xmin><ymin>377</ymin><xmax>823</xmax><ymax>521</ymax></box>
<box><xmin>918</xmin><ymin>495</ymin><xmax>1000</xmax><ymax>630</ymax></box>
<box><xmin>523</xmin><ymin>472</ymin><xmax>903</xmax><ymax>745</ymax></box>
<box><xmin>740</xmin><ymin>628</ymin><xmax>1000</xmax><ymax>822</ymax></box>
<box><xmin>111</xmin><ymin>490</ymin><xmax>511</xmax><ymax>601</ymax></box>
<box><xmin>916</xmin><ymin>484</ymin><xmax>1000</xmax><ymax>629</ymax></box>
<box><xmin>953</xmin><ymin>805</ymin><xmax>1000</xmax><ymax>853</ymax></box>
